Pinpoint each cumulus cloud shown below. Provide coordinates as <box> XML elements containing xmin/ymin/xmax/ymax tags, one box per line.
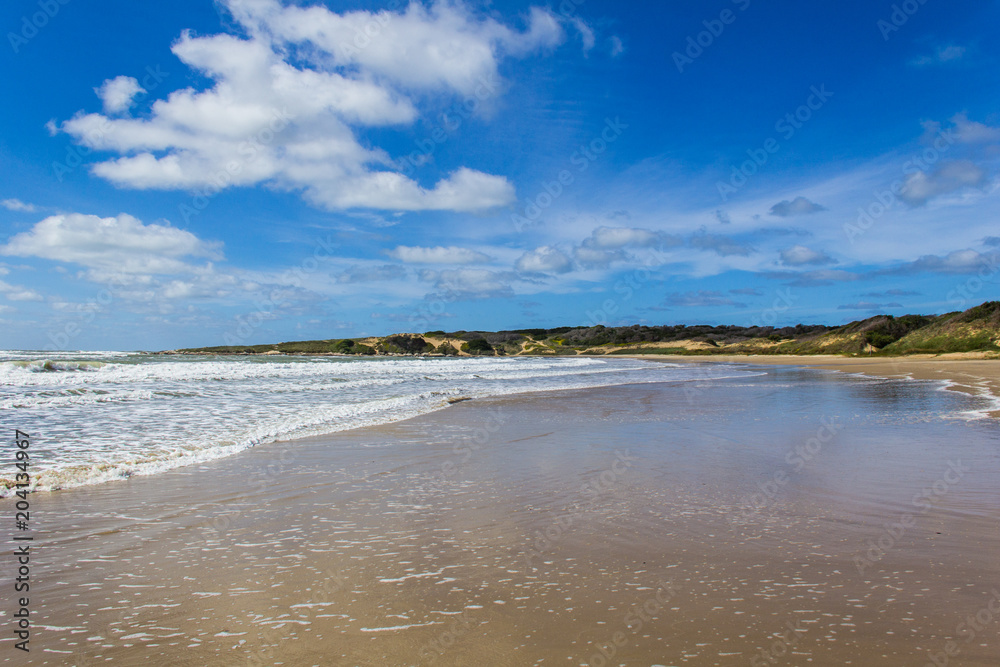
<box><xmin>948</xmin><ymin>112</ymin><xmax>1000</xmax><ymax>144</ymax></box>
<box><xmin>432</xmin><ymin>268</ymin><xmax>516</xmax><ymax>298</ymax></box>
<box><xmin>95</xmin><ymin>76</ymin><xmax>145</xmax><ymax>114</ymax></box>
<box><xmin>0</xmin><ymin>280</ymin><xmax>43</xmax><ymax>302</ymax></box>
<box><xmin>388</xmin><ymin>245</ymin><xmax>491</xmax><ymax>265</ymax></box>
<box><xmin>570</xmin><ymin>226</ymin><xmax>679</xmax><ymax>269</ymax></box>
<box><xmin>779</xmin><ymin>245</ymin><xmax>834</xmax><ymax>266</ymax></box>
<box><xmin>572</xmin><ymin>246</ymin><xmax>627</xmax><ymax>269</ymax></box>
<box><xmin>582</xmin><ymin>226</ymin><xmax>679</xmax><ymax>250</ymax></box>
<box><xmin>897</xmin><ymin>159</ymin><xmax>987</xmax><ymax>206</ymax></box>
<box><xmin>54</xmin><ymin>0</ymin><xmax>579</xmax><ymax>213</ymax></box>
<box><xmin>886</xmin><ymin>249</ymin><xmax>1000</xmax><ymax>275</ymax></box>
<box><xmin>0</xmin><ymin>213</ymin><xmax>222</xmax><ymax>274</ymax></box>
<box><xmin>768</xmin><ymin>196</ymin><xmax>826</xmax><ymax>217</ymax></box>
<box><xmin>1</xmin><ymin>199</ymin><xmax>36</xmax><ymax>212</ymax></box>
<box><xmin>229</xmin><ymin>0</ymin><xmax>564</xmax><ymax>93</ymax></box>
<box><xmin>515</xmin><ymin>246</ymin><xmax>572</xmax><ymax>274</ymax></box>
<box><xmin>665</xmin><ymin>290</ymin><xmax>747</xmax><ymax>308</ymax></box>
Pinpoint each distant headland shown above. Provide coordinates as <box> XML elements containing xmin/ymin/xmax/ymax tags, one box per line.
<box><xmin>160</xmin><ymin>301</ymin><xmax>1000</xmax><ymax>359</ymax></box>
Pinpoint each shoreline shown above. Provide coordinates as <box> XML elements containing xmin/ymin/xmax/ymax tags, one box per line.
<box><xmin>610</xmin><ymin>353</ymin><xmax>1000</xmax><ymax>419</ymax></box>
<box><xmin>17</xmin><ymin>373</ymin><xmax>1000</xmax><ymax>665</ymax></box>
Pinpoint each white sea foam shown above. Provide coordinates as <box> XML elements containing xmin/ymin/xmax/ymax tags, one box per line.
<box><xmin>0</xmin><ymin>353</ymin><xmax>752</xmax><ymax>495</ymax></box>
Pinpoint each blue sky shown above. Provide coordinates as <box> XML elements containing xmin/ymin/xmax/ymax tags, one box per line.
<box><xmin>2</xmin><ymin>0</ymin><xmax>999</xmax><ymax>350</ymax></box>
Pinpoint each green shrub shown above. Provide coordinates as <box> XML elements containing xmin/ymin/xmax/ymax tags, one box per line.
<box><xmin>436</xmin><ymin>342</ymin><xmax>459</xmax><ymax>356</ymax></box>
<box><xmin>461</xmin><ymin>339</ymin><xmax>494</xmax><ymax>355</ymax></box>
<box><xmin>382</xmin><ymin>335</ymin><xmax>432</xmax><ymax>355</ymax></box>
<box><xmin>332</xmin><ymin>339</ymin><xmax>355</xmax><ymax>353</ymax></box>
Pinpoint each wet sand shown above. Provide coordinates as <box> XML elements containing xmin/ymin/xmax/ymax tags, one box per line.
<box><xmin>621</xmin><ymin>354</ymin><xmax>1000</xmax><ymax>418</ymax></box>
<box><xmin>6</xmin><ymin>367</ymin><xmax>1000</xmax><ymax>666</ymax></box>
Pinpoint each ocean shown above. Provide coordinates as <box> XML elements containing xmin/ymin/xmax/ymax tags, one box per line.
<box><xmin>0</xmin><ymin>351</ymin><xmax>756</xmax><ymax>495</ymax></box>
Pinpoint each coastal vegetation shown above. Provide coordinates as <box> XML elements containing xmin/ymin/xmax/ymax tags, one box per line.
<box><xmin>165</xmin><ymin>301</ymin><xmax>1000</xmax><ymax>358</ymax></box>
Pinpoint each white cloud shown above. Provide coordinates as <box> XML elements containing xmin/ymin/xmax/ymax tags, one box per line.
<box><xmin>582</xmin><ymin>226</ymin><xmax>675</xmax><ymax>249</ymax></box>
<box><xmin>56</xmin><ymin>0</ymin><xmax>571</xmax><ymax>213</ymax></box>
<box><xmin>515</xmin><ymin>246</ymin><xmax>572</xmax><ymax>273</ymax></box>
<box><xmin>890</xmin><ymin>249</ymin><xmax>1000</xmax><ymax>274</ymax></box>
<box><xmin>573</xmin><ymin>246</ymin><xmax>626</xmax><ymax>269</ymax></box>
<box><xmin>912</xmin><ymin>44</ymin><xmax>966</xmax><ymax>66</ymax></box>
<box><xmin>779</xmin><ymin>245</ymin><xmax>834</xmax><ymax>266</ymax></box>
<box><xmin>1</xmin><ymin>213</ymin><xmax>222</xmax><ymax>275</ymax></box>
<box><xmin>665</xmin><ymin>290</ymin><xmax>746</xmax><ymax>308</ymax></box>
<box><xmin>780</xmin><ymin>269</ymin><xmax>860</xmax><ymax>286</ymax></box>
<box><xmin>609</xmin><ymin>35</ymin><xmax>624</xmax><ymax>57</ymax></box>
<box><xmin>570</xmin><ymin>17</ymin><xmax>594</xmax><ymax>53</ymax></box>
<box><xmin>389</xmin><ymin>245</ymin><xmax>491</xmax><ymax>265</ymax></box>
<box><xmin>433</xmin><ymin>268</ymin><xmax>516</xmax><ymax>298</ymax></box>
<box><xmin>1</xmin><ymin>199</ymin><xmax>36</xmax><ymax>212</ymax></box>
<box><xmin>230</xmin><ymin>0</ymin><xmax>563</xmax><ymax>94</ymax></box>
<box><xmin>338</xmin><ymin>264</ymin><xmax>408</xmax><ymax>283</ymax></box>
<box><xmin>768</xmin><ymin>196</ymin><xmax>826</xmax><ymax>217</ymax></box>
<box><xmin>837</xmin><ymin>301</ymin><xmax>902</xmax><ymax>311</ymax></box>
<box><xmin>898</xmin><ymin>159</ymin><xmax>986</xmax><ymax>206</ymax></box>
<box><xmin>689</xmin><ymin>232</ymin><xmax>754</xmax><ymax>257</ymax></box>
<box><xmin>95</xmin><ymin>76</ymin><xmax>144</xmax><ymax>114</ymax></box>
<box><xmin>949</xmin><ymin>112</ymin><xmax>1000</xmax><ymax>144</ymax></box>
<box><xmin>0</xmin><ymin>280</ymin><xmax>43</xmax><ymax>301</ymax></box>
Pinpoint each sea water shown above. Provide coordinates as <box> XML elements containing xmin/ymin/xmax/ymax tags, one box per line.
<box><xmin>0</xmin><ymin>351</ymin><xmax>756</xmax><ymax>494</ymax></box>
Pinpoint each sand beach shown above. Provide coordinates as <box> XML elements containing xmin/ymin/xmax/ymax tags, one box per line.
<box><xmin>7</xmin><ymin>359</ymin><xmax>1000</xmax><ymax>666</ymax></box>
